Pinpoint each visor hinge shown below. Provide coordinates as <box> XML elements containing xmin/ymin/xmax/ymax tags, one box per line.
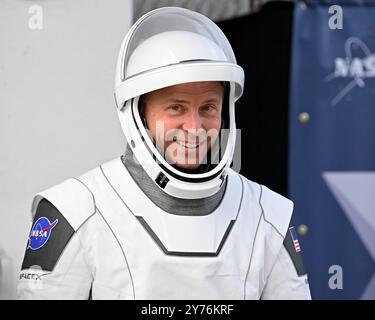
<box><xmin>155</xmin><ymin>172</ymin><xmax>169</xmax><ymax>189</ymax></box>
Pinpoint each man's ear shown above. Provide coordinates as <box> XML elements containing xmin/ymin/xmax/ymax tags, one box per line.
<box><xmin>138</xmin><ymin>94</ymin><xmax>148</xmax><ymax>128</ymax></box>
<box><xmin>220</xmin><ymin>118</ymin><xmax>226</xmax><ymax>130</ymax></box>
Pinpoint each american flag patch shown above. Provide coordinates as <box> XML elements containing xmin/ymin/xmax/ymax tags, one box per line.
<box><xmin>289</xmin><ymin>227</ymin><xmax>301</xmax><ymax>253</ymax></box>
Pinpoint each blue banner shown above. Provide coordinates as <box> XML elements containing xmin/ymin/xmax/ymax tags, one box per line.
<box><xmin>289</xmin><ymin>0</ymin><xmax>375</xmax><ymax>299</ymax></box>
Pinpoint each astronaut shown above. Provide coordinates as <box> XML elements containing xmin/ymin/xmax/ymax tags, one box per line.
<box><xmin>18</xmin><ymin>7</ymin><xmax>311</xmax><ymax>300</ymax></box>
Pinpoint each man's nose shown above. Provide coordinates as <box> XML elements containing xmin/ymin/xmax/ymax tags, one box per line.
<box><xmin>182</xmin><ymin>111</ymin><xmax>203</xmax><ymax>131</ymax></box>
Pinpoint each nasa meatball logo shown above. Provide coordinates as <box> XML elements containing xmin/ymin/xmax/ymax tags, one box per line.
<box><xmin>28</xmin><ymin>217</ymin><xmax>58</xmax><ymax>250</ymax></box>
<box><xmin>325</xmin><ymin>37</ymin><xmax>375</xmax><ymax>106</ymax></box>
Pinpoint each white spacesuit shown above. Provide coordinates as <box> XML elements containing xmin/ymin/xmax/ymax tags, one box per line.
<box><xmin>18</xmin><ymin>7</ymin><xmax>311</xmax><ymax>300</ymax></box>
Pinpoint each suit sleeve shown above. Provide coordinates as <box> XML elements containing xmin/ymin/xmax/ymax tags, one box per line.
<box><xmin>17</xmin><ymin>199</ymin><xmax>93</xmax><ymax>300</ymax></box>
<box><xmin>261</xmin><ymin>227</ymin><xmax>312</xmax><ymax>300</ymax></box>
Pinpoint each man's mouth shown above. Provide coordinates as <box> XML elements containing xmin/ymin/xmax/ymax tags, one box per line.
<box><xmin>172</xmin><ymin>137</ymin><xmax>206</xmax><ymax>149</ymax></box>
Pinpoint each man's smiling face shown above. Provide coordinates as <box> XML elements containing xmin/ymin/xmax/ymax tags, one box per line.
<box><xmin>142</xmin><ymin>81</ymin><xmax>224</xmax><ymax>170</ymax></box>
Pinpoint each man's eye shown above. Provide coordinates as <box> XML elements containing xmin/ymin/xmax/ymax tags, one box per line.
<box><xmin>169</xmin><ymin>105</ymin><xmax>182</xmax><ymax>112</ymax></box>
<box><xmin>202</xmin><ymin>105</ymin><xmax>216</xmax><ymax>112</ymax></box>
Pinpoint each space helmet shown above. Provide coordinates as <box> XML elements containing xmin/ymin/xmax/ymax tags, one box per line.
<box><xmin>114</xmin><ymin>7</ymin><xmax>244</xmax><ymax>199</ymax></box>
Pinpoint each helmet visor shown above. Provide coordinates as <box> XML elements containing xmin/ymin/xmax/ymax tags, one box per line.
<box><xmin>122</xmin><ymin>7</ymin><xmax>237</xmax><ymax>80</ymax></box>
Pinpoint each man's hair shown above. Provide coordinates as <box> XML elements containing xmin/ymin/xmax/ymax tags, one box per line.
<box><xmin>137</xmin><ymin>81</ymin><xmax>228</xmax><ymax>127</ymax></box>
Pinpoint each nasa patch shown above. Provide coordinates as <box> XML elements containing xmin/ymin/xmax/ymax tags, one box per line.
<box><xmin>21</xmin><ymin>199</ymin><xmax>74</xmax><ymax>272</ymax></box>
<box><xmin>28</xmin><ymin>217</ymin><xmax>59</xmax><ymax>250</ymax></box>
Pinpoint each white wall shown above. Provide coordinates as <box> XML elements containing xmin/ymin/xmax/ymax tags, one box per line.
<box><xmin>0</xmin><ymin>0</ymin><xmax>132</xmax><ymax>299</ymax></box>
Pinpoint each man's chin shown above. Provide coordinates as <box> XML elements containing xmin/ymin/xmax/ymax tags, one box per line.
<box><xmin>174</xmin><ymin>163</ymin><xmax>201</xmax><ymax>170</ymax></box>
<box><xmin>165</xmin><ymin>156</ymin><xmax>203</xmax><ymax>171</ymax></box>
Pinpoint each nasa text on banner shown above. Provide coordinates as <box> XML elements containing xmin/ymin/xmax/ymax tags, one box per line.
<box><xmin>289</xmin><ymin>0</ymin><xmax>375</xmax><ymax>299</ymax></box>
